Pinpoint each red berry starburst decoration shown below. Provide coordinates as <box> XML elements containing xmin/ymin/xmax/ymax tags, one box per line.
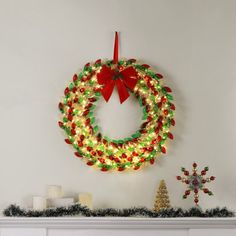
<box><xmin>176</xmin><ymin>163</ymin><xmax>215</xmax><ymax>205</ymax></box>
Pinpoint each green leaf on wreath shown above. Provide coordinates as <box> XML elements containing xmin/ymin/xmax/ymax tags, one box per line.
<box><xmin>69</xmin><ymin>83</ymin><xmax>74</xmax><ymax>90</ymax></box>
<box><xmin>63</xmin><ymin>117</ymin><xmax>68</xmax><ymax>122</ymax></box>
<box><xmin>93</xmin><ymin>125</ymin><xmax>99</xmax><ymax>133</ymax></box>
<box><xmin>87</xmin><ymin>112</ymin><xmax>93</xmax><ymax>117</ymax></box>
<box><xmin>90</xmin><ymin>117</ymin><xmax>95</xmax><ymax>125</ymax></box>
<box><xmin>166</xmin><ymin>94</ymin><xmax>173</xmax><ymax>101</ymax></box>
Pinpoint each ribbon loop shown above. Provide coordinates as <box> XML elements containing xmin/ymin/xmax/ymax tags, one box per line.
<box><xmin>113</xmin><ymin>31</ymin><xmax>119</xmax><ymax>64</ymax></box>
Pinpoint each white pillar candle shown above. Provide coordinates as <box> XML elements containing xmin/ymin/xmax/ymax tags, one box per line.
<box><xmin>78</xmin><ymin>193</ymin><xmax>93</xmax><ymax>210</ymax></box>
<box><xmin>33</xmin><ymin>196</ymin><xmax>47</xmax><ymax>210</ymax></box>
<box><xmin>47</xmin><ymin>185</ymin><xmax>63</xmax><ymax>198</ymax></box>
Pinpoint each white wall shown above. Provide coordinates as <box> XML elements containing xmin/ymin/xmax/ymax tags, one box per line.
<box><xmin>0</xmin><ymin>0</ymin><xmax>236</xmax><ymax>212</ymax></box>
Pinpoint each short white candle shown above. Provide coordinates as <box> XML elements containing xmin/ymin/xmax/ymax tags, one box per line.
<box><xmin>78</xmin><ymin>193</ymin><xmax>93</xmax><ymax>210</ymax></box>
<box><xmin>33</xmin><ymin>196</ymin><xmax>47</xmax><ymax>210</ymax></box>
<box><xmin>47</xmin><ymin>185</ymin><xmax>63</xmax><ymax>199</ymax></box>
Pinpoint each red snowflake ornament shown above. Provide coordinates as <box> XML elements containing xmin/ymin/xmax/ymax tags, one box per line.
<box><xmin>176</xmin><ymin>163</ymin><xmax>215</xmax><ymax>205</ymax></box>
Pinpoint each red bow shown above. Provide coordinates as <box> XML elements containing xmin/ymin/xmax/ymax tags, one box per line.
<box><xmin>97</xmin><ymin>65</ymin><xmax>138</xmax><ymax>104</ymax></box>
<box><xmin>96</xmin><ymin>32</ymin><xmax>138</xmax><ymax>103</ymax></box>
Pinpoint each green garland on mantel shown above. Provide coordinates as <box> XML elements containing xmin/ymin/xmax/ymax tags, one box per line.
<box><xmin>3</xmin><ymin>204</ymin><xmax>235</xmax><ymax>218</ymax></box>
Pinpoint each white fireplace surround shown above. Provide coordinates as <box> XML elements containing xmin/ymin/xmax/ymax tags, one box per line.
<box><xmin>0</xmin><ymin>217</ymin><xmax>235</xmax><ymax>236</ymax></box>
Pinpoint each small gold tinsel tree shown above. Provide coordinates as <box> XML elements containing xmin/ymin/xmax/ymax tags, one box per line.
<box><xmin>154</xmin><ymin>180</ymin><xmax>171</xmax><ymax>212</ymax></box>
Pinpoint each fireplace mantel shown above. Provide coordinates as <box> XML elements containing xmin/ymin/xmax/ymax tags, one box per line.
<box><xmin>0</xmin><ymin>217</ymin><xmax>236</xmax><ymax>229</ymax></box>
<box><xmin>0</xmin><ymin>217</ymin><xmax>236</xmax><ymax>236</ymax></box>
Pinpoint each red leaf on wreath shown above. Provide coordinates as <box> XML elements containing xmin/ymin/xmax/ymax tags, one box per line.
<box><xmin>77</xmin><ymin>141</ymin><xmax>83</xmax><ymax>147</ymax></box>
<box><xmin>164</xmin><ymin>86</ymin><xmax>172</xmax><ymax>93</ymax></box>
<box><xmin>121</xmin><ymin>153</ymin><xmax>127</xmax><ymax>159</ymax></box>
<box><xmin>95</xmin><ymin>59</ymin><xmax>101</xmax><ymax>64</ymax></box>
<box><xmin>132</xmin><ymin>151</ymin><xmax>138</xmax><ymax>156</ymax></box>
<box><xmin>161</xmin><ymin>146</ymin><xmax>166</xmax><ymax>154</ymax></box>
<box><xmin>142</xmin><ymin>64</ymin><xmax>150</xmax><ymax>69</ymax></box>
<box><xmin>74</xmin><ymin>152</ymin><xmax>83</xmax><ymax>158</ymax></box>
<box><xmin>128</xmin><ymin>58</ymin><xmax>136</xmax><ymax>63</ymax></box>
<box><xmin>134</xmin><ymin>166</ymin><xmax>140</xmax><ymax>170</ymax></box>
<box><xmin>88</xmin><ymin>97</ymin><xmax>97</xmax><ymax>102</ymax></box>
<box><xmin>140</xmin><ymin>129</ymin><xmax>147</xmax><ymax>134</ymax></box>
<box><xmin>65</xmin><ymin>139</ymin><xmax>72</xmax><ymax>144</ymax></box>
<box><xmin>82</xmin><ymin>110</ymin><xmax>90</xmax><ymax>116</ymax></box>
<box><xmin>80</xmin><ymin>134</ymin><xmax>85</xmax><ymax>141</ymax></box>
<box><xmin>67</xmin><ymin>114</ymin><xmax>73</xmax><ymax>121</ymax></box>
<box><xmin>152</xmin><ymin>139</ymin><xmax>157</xmax><ymax>144</ymax></box>
<box><xmin>164</xmin><ymin>110</ymin><xmax>169</xmax><ymax>115</ymax></box>
<box><xmin>81</xmin><ymin>77</ymin><xmax>87</xmax><ymax>82</ymax></box>
<box><xmin>85</xmin><ymin>103</ymin><xmax>93</xmax><ymax>109</ymax></box>
<box><xmin>118</xmin><ymin>167</ymin><xmax>125</xmax><ymax>171</ymax></box>
<box><xmin>170</xmin><ymin>103</ymin><xmax>175</xmax><ymax>110</ymax></box>
<box><xmin>127</xmin><ymin>157</ymin><xmax>133</xmax><ymax>161</ymax></box>
<box><xmin>156</xmin><ymin>73</ymin><xmax>163</xmax><ymax>79</ymax></box>
<box><xmin>102</xmin><ymin>139</ymin><xmax>108</xmax><ymax>145</ymax></box>
<box><xmin>97</xmin><ymin>150</ymin><xmax>103</xmax><ymax>156</ymax></box>
<box><xmin>68</xmin><ymin>107</ymin><xmax>73</xmax><ymax>114</ymax></box>
<box><xmin>150</xmin><ymin>158</ymin><xmax>155</xmax><ymax>165</ymax></box>
<box><xmin>161</xmin><ymin>96</ymin><xmax>167</xmax><ymax>103</ymax></box>
<box><xmin>67</xmin><ymin>101</ymin><xmax>72</xmax><ymax>107</ymax></box>
<box><xmin>158</xmin><ymin>116</ymin><xmax>163</xmax><ymax>122</ymax></box>
<box><xmin>85</xmin><ymin>118</ymin><xmax>90</xmax><ymax>126</ymax></box>
<box><xmin>91</xmin><ymin>151</ymin><xmax>96</xmax><ymax>156</ymax></box>
<box><xmin>158</xmin><ymin>102</ymin><xmax>162</xmax><ymax>108</ymax></box>
<box><xmin>98</xmin><ymin>158</ymin><xmax>105</xmax><ymax>163</ymax></box>
<box><xmin>114</xmin><ymin>157</ymin><xmax>120</xmax><ymax>163</ymax></box>
<box><xmin>157</xmin><ymin>135</ymin><xmax>162</xmax><ymax>142</ymax></box>
<box><xmin>58</xmin><ymin>121</ymin><xmax>63</xmax><ymax>127</ymax></box>
<box><xmin>73</xmin><ymin>74</ymin><xmax>78</xmax><ymax>82</ymax></box>
<box><xmin>72</xmin><ymin>87</ymin><xmax>77</xmax><ymax>93</ymax></box>
<box><xmin>80</xmin><ymin>88</ymin><xmax>85</xmax><ymax>93</ymax></box>
<box><xmin>58</xmin><ymin>102</ymin><xmax>64</xmax><ymax>110</ymax></box>
<box><xmin>168</xmin><ymin>132</ymin><xmax>174</xmax><ymax>140</ymax></box>
<box><xmin>87</xmin><ymin>161</ymin><xmax>94</xmax><ymax>166</ymax></box>
<box><xmin>148</xmin><ymin>146</ymin><xmax>154</xmax><ymax>152</ymax></box>
<box><xmin>64</xmin><ymin>87</ymin><xmax>69</xmax><ymax>95</ymax></box>
<box><xmin>171</xmin><ymin>119</ymin><xmax>175</xmax><ymax>126</ymax></box>
<box><xmin>71</xmin><ymin>129</ymin><xmax>76</xmax><ymax>135</ymax></box>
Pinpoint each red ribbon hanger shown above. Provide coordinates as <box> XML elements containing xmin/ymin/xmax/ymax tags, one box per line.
<box><xmin>97</xmin><ymin>32</ymin><xmax>138</xmax><ymax>104</ymax></box>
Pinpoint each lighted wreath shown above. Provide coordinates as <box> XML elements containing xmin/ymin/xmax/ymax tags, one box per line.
<box><xmin>58</xmin><ymin>32</ymin><xmax>175</xmax><ymax>171</ymax></box>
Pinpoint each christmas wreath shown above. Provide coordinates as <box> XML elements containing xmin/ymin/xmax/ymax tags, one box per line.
<box><xmin>58</xmin><ymin>32</ymin><xmax>175</xmax><ymax>171</ymax></box>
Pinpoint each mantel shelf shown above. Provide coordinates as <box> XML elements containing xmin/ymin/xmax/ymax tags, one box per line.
<box><xmin>0</xmin><ymin>217</ymin><xmax>236</xmax><ymax>229</ymax></box>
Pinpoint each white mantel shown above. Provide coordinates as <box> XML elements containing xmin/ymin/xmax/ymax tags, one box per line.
<box><xmin>0</xmin><ymin>217</ymin><xmax>236</xmax><ymax>236</ymax></box>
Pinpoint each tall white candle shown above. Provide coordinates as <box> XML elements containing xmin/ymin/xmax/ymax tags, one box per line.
<box><xmin>78</xmin><ymin>193</ymin><xmax>93</xmax><ymax>210</ymax></box>
<box><xmin>33</xmin><ymin>196</ymin><xmax>47</xmax><ymax>210</ymax></box>
<box><xmin>47</xmin><ymin>185</ymin><xmax>63</xmax><ymax>198</ymax></box>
